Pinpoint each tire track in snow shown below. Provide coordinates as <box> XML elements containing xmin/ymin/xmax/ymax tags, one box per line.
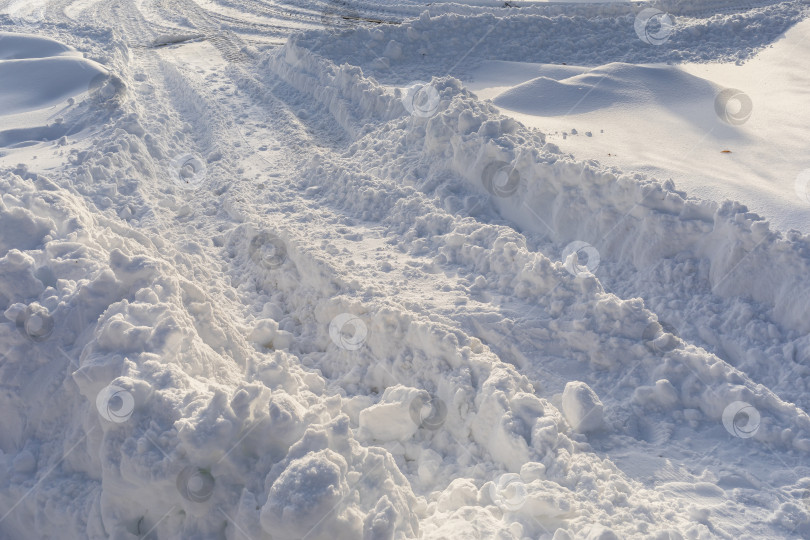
<box><xmin>124</xmin><ymin>18</ymin><xmax>712</xmax><ymax>538</ymax></box>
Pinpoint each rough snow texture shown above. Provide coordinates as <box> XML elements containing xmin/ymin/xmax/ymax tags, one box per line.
<box><xmin>1</xmin><ymin>2</ymin><xmax>810</xmax><ymax>540</ymax></box>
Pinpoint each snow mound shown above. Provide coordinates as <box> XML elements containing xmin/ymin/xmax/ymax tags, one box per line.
<box><xmin>0</xmin><ymin>32</ymin><xmax>111</xmax><ymax>115</ymax></box>
<box><xmin>0</xmin><ymin>56</ymin><xmax>108</xmax><ymax>115</ymax></box>
<box><xmin>494</xmin><ymin>63</ymin><xmax>718</xmax><ymax>117</ymax></box>
<box><xmin>0</xmin><ymin>32</ymin><xmax>122</xmax><ymax>149</ymax></box>
<box><xmin>0</xmin><ymin>32</ymin><xmax>75</xmax><ymax>60</ymax></box>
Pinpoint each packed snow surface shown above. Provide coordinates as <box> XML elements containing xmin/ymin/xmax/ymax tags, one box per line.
<box><xmin>1</xmin><ymin>1</ymin><xmax>810</xmax><ymax>539</ymax></box>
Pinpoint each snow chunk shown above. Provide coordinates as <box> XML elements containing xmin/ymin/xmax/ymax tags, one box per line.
<box><xmin>358</xmin><ymin>385</ymin><xmax>421</xmax><ymax>442</ymax></box>
<box><xmin>561</xmin><ymin>381</ymin><xmax>604</xmax><ymax>433</ymax></box>
<box><xmin>260</xmin><ymin>449</ymin><xmax>361</xmax><ymax>539</ymax></box>
<box><xmin>436</xmin><ymin>478</ymin><xmax>479</xmax><ymax>512</ymax></box>
<box><xmin>249</xmin><ymin>318</ymin><xmax>293</xmax><ymax>350</ymax></box>
<box><xmin>632</xmin><ymin>379</ymin><xmax>680</xmax><ymax>410</ymax></box>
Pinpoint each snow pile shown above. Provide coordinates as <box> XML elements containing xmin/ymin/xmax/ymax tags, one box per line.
<box><xmin>0</xmin><ymin>32</ymin><xmax>122</xmax><ymax>149</ymax></box>
<box><xmin>466</xmin><ymin>12</ymin><xmax>810</xmax><ymax>233</ymax></box>
<box><xmin>2</xmin><ymin>3</ymin><xmax>810</xmax><ymax>540</ymax></box>
<box><xmin>268</xmin><ymin>38</ymin><xmax>810</xmax><ymax>339</ymax></box>
<box><xmin>261</xmin><ymin>30</ymin><xmax>810</xmax><ymax>536</ymax></box>
<box><xmin>0</xmin><ymin>165</ymin><xmax>418</xmax><ymax>538</ymax></box>
<box><xmin>491</xmin><ymin>62</ymin><xmax>714</xmax><ymax>116</ymax></box>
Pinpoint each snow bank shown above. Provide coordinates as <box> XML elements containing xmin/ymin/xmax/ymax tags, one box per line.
<box><xmin>290</xmin><ymin>5</ymin><xmax>807</xmax><ymax>80</ymax></box>
<box><xmin>0</xmin><ymin>32</ymin><xmax>122</xmax><ymax>148</ymax></box>
<box><xmin>267</xmin><ymin>39</ymin><xmax>810</xmax><ymax>338</ymax></box>
<box><xmin>255</xmin><ymin>33</ymin><xmax>810</xmax><ymax>537</ymax></box>
<box><xmin>262</xmin><ymin>43</ymin><xmax>403</xmax><ymax>137</ymax></box>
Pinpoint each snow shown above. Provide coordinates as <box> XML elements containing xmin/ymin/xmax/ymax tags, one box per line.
<box><xmin>467</xmin><ymin>16</ymin><xmax>810</xmax><ymax>233</ymax></box>
<box><xmin>2</xmin><ymin>1</ymin><xmax>810</xmax><ymax>539</ymax></box>
<box><xmin>561</xmin><ymin>381</ymin><xmax>605</xmax><ymax>433</ymax></box>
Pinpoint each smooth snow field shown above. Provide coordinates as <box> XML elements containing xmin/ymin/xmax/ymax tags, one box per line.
<box><xmin>2</xmin><ymin>1</ymin><xmax>810</xmax><ymax>539</ymax></box>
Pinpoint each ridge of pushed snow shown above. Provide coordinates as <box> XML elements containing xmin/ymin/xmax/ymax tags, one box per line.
<box><xmin>267</xmin><ymin>39</ymin><xmax>810</xmax><ymax>338</ymax></box>
<box><xmin>290</xmin><ymin>5</ymin><xmax>808</xmax><ymax>80</ymax></box>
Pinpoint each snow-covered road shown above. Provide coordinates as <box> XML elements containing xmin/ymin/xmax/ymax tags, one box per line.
<box><xmin>2</xmin><ymin>0</ymin><xmax>810</xmax><ymax>538</ymax></box>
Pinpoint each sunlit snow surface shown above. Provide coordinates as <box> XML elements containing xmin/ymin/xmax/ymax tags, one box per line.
<box><xmin>1</xmin><ymin>1</ymin><xmax>810</xmax><ymax>539</ymax></box>
<box><xmin>467</xmin><ymin>16</ymin><xmax>810</xmax><ymax>233</ymax></box>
